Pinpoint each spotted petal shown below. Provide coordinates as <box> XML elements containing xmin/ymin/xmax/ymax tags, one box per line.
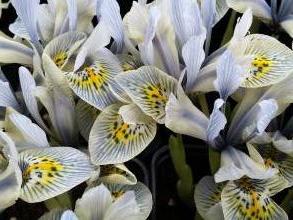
<box><xmin>76</xmin><ymin>100</ymin><xmax>99</xmax><ymax>141</ymax></box>
<box><xmin>89</xmin><ymin>104</ymin><xmax>157</xmax><ymax>165</ymax></box>
<box><xmin>194</xmin><ymin>176</ymin><xmax>225</xmax><ymax>220</ymax></box>
<box><xmin>115</xmin><ymin>66</ymin><xmax>178</xmax><ymax>124</ymax></box>
<box><xmin>238</xmin><ymin>34</ymin><xmax>293</xmax><ymax>88</ymax></box>
<box><xmin>221</xmin><ymin>177</ymin><xmax>288</xmax><ymax>220</ymax></box>
<box><xmin>66</xmin><ymin>48</ymin><xmax>122</xmax><ymax>110</ymax></box>
<box><xmin>19</xmin><ymin>147</ymin><xmax>93</xmax><ymax>203</ymax></box>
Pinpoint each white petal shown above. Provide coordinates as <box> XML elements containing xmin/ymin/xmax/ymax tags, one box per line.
<box><xmin>38</xmin><ymin>209</ymin><xmax>66</xmax><ymax>220</ymax></box>
<box><xmin>232</xmin><ymin>8</ymin><xmax>253</xmax><ymax>41</ymax></box>
<box><xmin>61</xmin><ymin>210</ymin><xmax>78</xmax><ymax>220</ymax></box>
<box><xmin>182</xmin><ymin>34</ymin><xmax>206</xmax><ymax>91</ymax></box>
<box><xmin>66</xmin><ymin>0</ymin><xmax>77</xmax><ymax>31</ymax></box>
<box><xmin>19</xmin><ymin>147</ymin><xmax>93</xmax><ymax>203</ymax></box>
<box><xmin>0</xmin><ymin>79</ymin><xmax>20</xmax><ymax>111</ymax></box>
<box><xmin>18</xmin><ymin>67</ymin><xmax>50</xmax><ymax>133</ymax></box>
<box><xmin>207</xmin><ymin>99</ymin><xmax>226</xmax><ymax>148</ymax></box>
<box><xmin>280</xmin><ymin>19</ymin><xmax>293</xmax><ymax>38</ymax></box>
<box><xmin>170</xmin><ymin>0</ymin><xmax>205</xmax><ymax>46</ymax></box>
<box><xmin>74</xmin><ymin>22</ymin><xmax>111</xmax><ymax>71</ymax></box>
<box><xmin>76</xmin><ymin>100</ymin><xmax>99</xmax><ymax>141</ymax></box>
<box><xmin>89</xmin><ymin>104</ymin><xmax>157</xmax><ymax>165</ymax></box>
<box><xmin>194</xmin><ymin>176</ymin><xmax>224</xmax><ymax>220</ymax></box>
<box><xmin>0</xmin><ymin>34</ymin><xmax>33</xmax><ymax>65</ymax></box>
<box><xmin>215</xmin><ymin>146</ymin><xmax>277</xmax><ymax>183</ymax></box>
<box><xmin>4</xmin><ymin>107</ymin><xmax>49</xmax><ymax>150</ymax></box>
<box><xmin>118</xmin><ymin>104</ymin><xmax>154</xmax><ymax>125</ymax></box>
<box><xmin>115</xmin><ymin>66</ymin><xmax>178</xmax><ymax>124</ymax></box>
<box><xmin>165</xmin><ymin>86</ymin><xmax>209</xmax><ymax>140</ymax></box>
<box><xmin>214</xmin><ymin>50</ymin><xmax>244</xmax><ymax>100</ymax></box>
<box><xmin>11</xmin><ymin>0</ymin><xmax>40</xmax><ymax>42</ymax></box>
<box><xmin>75</xmin><ymin>184</ymin><xmax>112</xmax><ymax>220</ymax></box>
<box><xmin>226</xmin><ymin>0</ymin><xmax>272</xmax><ymax>21</ymax></box>
<box><xmin>100</xmin><ymin>0</ymin><xmax>124</xmax><ymax>53</ymax></box>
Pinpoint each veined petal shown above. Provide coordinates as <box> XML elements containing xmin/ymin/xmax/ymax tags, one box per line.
<box><xmin>170</xmin><ymin>0</ymin><xmax>205</xmax><ymax>46</ymax></box>
<box><xmin>123</xmin><ymin>2</ymin><xmax>148</xmax><ymax>44</ymax></box>
<box><xmin>3</xmin><ymin>108</ymin><xmax>49</xmax><ymax>150</ymax></box>
<box><xmin>105</xmin><ymin>182</ymin><xmax>152</xmax><ymax>219</ymax></box>
<box><xmin>280</xmin><ymin>19</ymin><xmax>293</xmax><ymax>38</ymax></box>
<box><xmin>249</xmin><ymin>135</ymin><xmax>293</xmax><ymax>187</ymax></box>
<box><xmin>0</xmin><ymin>79</ymin><xmax>21</xmax><ymax>111</ymax></box>
<box><xmin>11</xmin><ymin>0</ymin><xmax>40</xmax><ymax>42</ymax></box>
<box><xmin>226</xmin><ymin>0</ymin><xmax>272</xmax><ymax>21</ymax></box>
<box><xmin>76</xmin><ymin>100</ymin><xmax>99</xmax><ymax>141</ymax></box>
<box><xmin>0</xmin><ymin>131</ymin><xmax>22</xmax><ymax>211</ymax></box>
<box><xmin>66</xmin><ymin>48</ymin><xmax>121</xmax><ymax>110</ymax></box>
<box><xmin>228</xmin><ymin>98</ymin><xmax>278</xmax><ymax>144</ymax></box>
<box><xmin>165</xmin><ymin>85</ymin><xmax>209</xmax><ymax>140</ymax></box>
<box><xmin>89</xmin><ymin>104</ymin><xmax>157</xmax><ymax>165</ymax></box>
<box><xmin>207</xmin><ymin>99</ymin><xmax>226</xmax><ymax>148</ymax></box>
<box><xmin>66</xmin><ymin>0</ymin><xmax>77</xmax><ymax>31</ymax></box>
<box><xmin>19</xmin><ymin>67</ymin><xmax>50</xmax><ymax>134</ymax></box>
<box><xmin>0</xmin><ymin>34</ymin><xmax>33</xmax><ymax>65</ymax></box>
<box><xmin>19</xmin><ymin>147</ymin><xmax>93</xmax><ymax>203</ymax></box>
<box><xmin>182</xmin><ymin>34</ymin><xmax>206</xmax><ymax>91</ymax></box>
<box><xmin>9</xmin><ymin>18</ymin><xmax>31</xmax><ymax>40</ymax></box>
<box><xmin>98</xmin><ymin>164</ymin><xmax>137</xmax><ymax>185</ymax></box>
<box><xmin>61</xmin><ymin>210</ymin><xmax>78</xmax><ymax>220</ymax></box>
<box><xmin>215</xmin><ymin>146</ymin><xmax>277</xmax><ymax>183</ymax></box>
<box><xmin>221</xmin><ymin>178</ymin><xmax>288</xmax><ymax>220</ymax></box>
<box><xmin>100</xmin><ymin>0</ymin><xmax>124</xmax><ymax>53</ymax></box>
<box><xmin>236</xmin><ymin>34</ymin><xmax>293</xmax><ymax>88</ymax></box>
<box><xmin>74</xmin><ymin>22</ymin><xmax>111</xmax><ymax>71</ymax></box>
<box><xmin>115</xmin><ymin>66</ymin><xmax>178</xmax><ymax>124</ymax></box>
<box><xmin>118</xmin><ymin>104</ymin><xmax>154</xmax><ymax>125</ymax></box>
<box><xmin>214</xmin><ymin>50</ymin><xmax>244</xmax><ymax>100</ymax></box>
<box><xmin>232</xmin><ymin>8</ymin><xmax>253</xmax><ymax>41</ymax></box>
<box><xmin>194</xmin><ymin>176</ymin><xmax>225</xmax><ymax>220</ymax></box>
<box><xmin>43</xmin><ymin>32</ymin><xmax>86</xmax><ymax>70</ymax></box>
<box><xmin>75</xmin><ymin>183</ymin><xmax>112</xmax><ymax>220</ymax></box>
<box><xmin>104</xmin><ymin>191</ymin><xmax>143</xmax><ymax>220</ymax></box>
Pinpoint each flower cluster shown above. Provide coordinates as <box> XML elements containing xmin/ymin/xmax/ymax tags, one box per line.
<box><xmin>0</xmin><ymin>0</ymin><xmax>292</xmax><ymax>219</ymax></box>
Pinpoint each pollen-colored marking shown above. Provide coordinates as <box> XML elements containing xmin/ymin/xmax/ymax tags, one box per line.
<box><xmin>70</xmin><ymin>65</ymin><xmax>109</xmax><ymax>90</ymax></box>
<box><xmin>122</xmin><ymin>63</ymin><xmax>135</xmax><ymax>71</ymax></box>
<box><xmin>112</xmin><ymin>190</ymin><xmax>125</xmax><ymax>200</ymax></box>
<box><xmin>111</xmin><ymin>120</ymin><xmax>135</xmax><ymax>144</ymax></box>
<box><xmin>22</xmin><ymin>157</ymin><xmax>64</xmax><ymax>185</ymax></box>
<box><xmin>100</xmin><ymin>165</ymin><xmax>128</xmax><ymax>177</ymax></box>
<box><xmin>143</xmin><ymin>84</ymin><xmax>167</xmax><ymax>109</ymax></box>
<box><xmin>250</xmin><ymin>55</ymin><xmax>273</xmax><ymax>79</ymax></box>
<box><xmin>53</xmin><ymin>51</ymin><xmax>68</xmax><ymax>68</ymax></box>
<box><xmin>234</xmin><ymin>177</ymin><xmax>276</xmax><ymax>219</ymax></box>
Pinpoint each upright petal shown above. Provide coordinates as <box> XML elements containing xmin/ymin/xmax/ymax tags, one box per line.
<box><xmin>207</xmin><ymin>99</ymin><xmax>226</xmax><ymax>148</ymax></box>
<box><xmin>182</xmin><ymin>34</ymin><xmax>206</xmax><ymax>91</ymax></box>
<box><xmin>66</xmin><ymin>0</ymin><xmax>77</xmax><ymax>31</ymax></box>
<box><xmin>100</xmin><ymin>0</ymin><xmax>124</xmax><ymax>53</ymax></box>
<box><xmin>19</xmin><ymin>147</ymin><xmax>93</xmax><ymax>203</ymax></box>
<box><xmin>115</xmin><ymin>66</ymin><xmax>178</xmax><ymax>124</ymax></box>
<box><xmin>226</xmin><ymin>0</ymin><xmax>272</xmax><ymax>21</ymax></box>
<box><xmin>214</xmin><ymin>50</ymin><xmax>244</xmax><ymax>100</ymax></box>
<box><xmin>89</xmin><ymin>104</ymin><xmax>157</xmax><ymax>165</ymax></box>
<box><xmin>0</xmin><ymin>79</ymin><xmax>21</xmax><ymax>111</ymax></box>
<box><xmin>11</xmin><ymin>0</ymin><xmax>40</xmax><ymax>42</ymax></box>
<box><xmin>170</xmin><ymin>0</ymin><xmax>205</xmax><ymax>46</ymax></box>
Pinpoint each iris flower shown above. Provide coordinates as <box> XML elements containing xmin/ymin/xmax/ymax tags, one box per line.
<box><xmin>39</xmin><ymin>182</ymin><xmax>152</xmax><ymax>220</ymax></box>
<box><xmin>227</xmin><ymin>0</ymin><xmax>293</xmax><ymax>37</ymax></box>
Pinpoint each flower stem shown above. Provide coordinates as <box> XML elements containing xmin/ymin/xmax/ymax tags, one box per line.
<box><xmin>169</xmin><ymin>134</ymin><xmax>194</xmax><ymax>206</ymax></box>
<box><xmin>209</xmin><ymin>148</ymin><xmax>221</xmax><ymax>175</ymax></box>
<box><xmin>198</xmin><ymin>94</ymin><xmax>209</xmax><ymax>117</ymax></box>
